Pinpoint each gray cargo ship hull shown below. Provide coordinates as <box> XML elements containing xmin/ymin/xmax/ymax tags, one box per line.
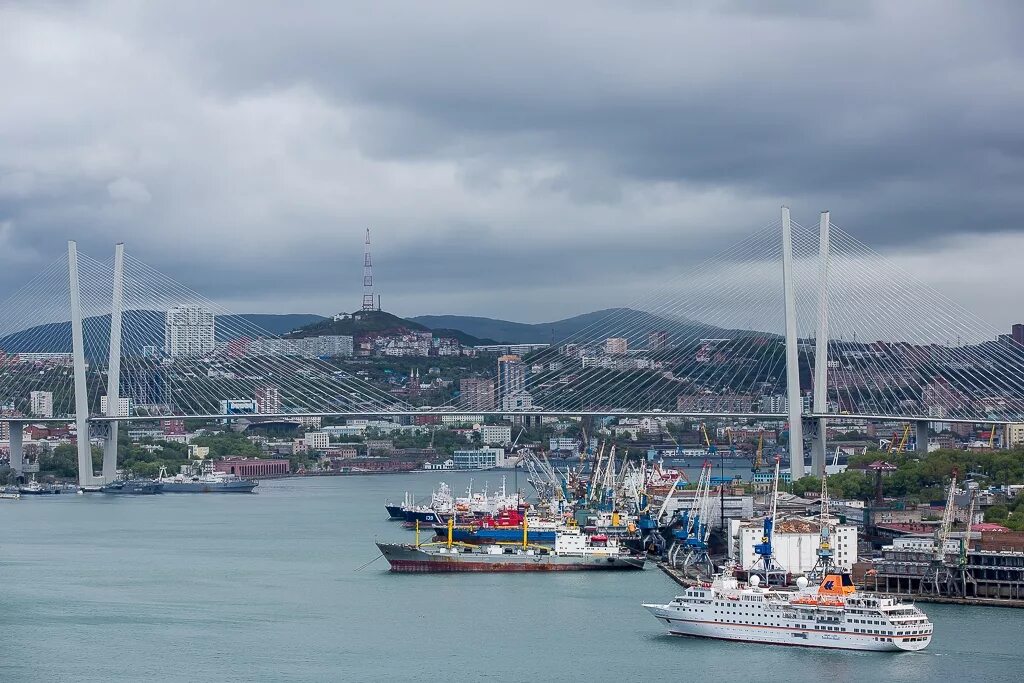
<box><xmin>160</xmin><ymin>480</ymin><xmax>258</xmax><ymax>493</ymax></box>
<box><xmin>376</xmin><ymin>542</ymin><xmax>646</xmax><ymax>572</ymax></box>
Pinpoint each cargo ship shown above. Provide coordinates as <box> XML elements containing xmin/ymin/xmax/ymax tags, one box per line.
<box><xmin>377</xmin><ymin>521</ymin><xmax>646</xmax><ymax>573</ymax></box>
<box><xmin>643</xmin><ymin>570</ymin><xmax>932</xmax><ymax>651</ymax></box>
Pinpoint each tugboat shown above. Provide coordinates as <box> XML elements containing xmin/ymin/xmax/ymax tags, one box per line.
<box><xmin>101</xmin><ymin>479</ymin><xmax>163</xmax><ymax>495</ymax></box>
<box><xmin>18</xmin><ymin>475</ymin><xmax>61</xmax><ymax>495</ymax></box>
<box><xmin>377</xmin><ymin>519</ymin><xmax>646</xmax><ymax>573</ymax></box>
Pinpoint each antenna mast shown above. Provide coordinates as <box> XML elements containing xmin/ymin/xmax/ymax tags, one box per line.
<box><xmin>362</xmin><ymin>228</ymin><xmax>377</xmax><ymax>311</ymax></box>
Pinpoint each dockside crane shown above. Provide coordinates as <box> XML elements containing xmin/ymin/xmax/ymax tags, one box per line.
<box><xmin>808</xmin><ymin>470</ymin><xmax>835</xmax><ymax>580</ymax></box>
<box><xmin>920</xmin><ymin>471</ymin><xmax>959</xmax><ymax>595</ymax></box>
<box><xmin>751</xmin><ymin>430</ymin><xmax>764</xmax><ymax>473</ymax></box>
<box><xmin>957</xmin><ymin>489</ymin><xmax>978</xmax><ymax>597</ymax></box>
<box><xmin>667</xmin><ymin>461</ymin><xmax>711</xmax><ymax>568</ymax></box>
<box><xmin>747</xmin><ymin>457</ymin><xmax>788</xmax><ymax>586</ymax></box>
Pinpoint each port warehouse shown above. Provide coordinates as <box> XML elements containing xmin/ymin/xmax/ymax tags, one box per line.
<box><xmin>853</xmin><ymin>531</ymin><xmax>1024</xmax><ymax>601</ymax></box>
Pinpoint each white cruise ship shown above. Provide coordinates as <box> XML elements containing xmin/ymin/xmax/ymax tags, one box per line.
<box><xmin>644</xmin><ymin>571</ymin><xmax>932</xmax><ymax>651</ymax></box>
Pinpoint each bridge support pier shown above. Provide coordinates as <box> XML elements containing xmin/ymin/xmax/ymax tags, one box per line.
<box><xmin>10</xmin><ymin>422</ymin><xmax>24</xmax><ymax>479</ymax></box>
<box><xmin>68</xmin><ymin>241</ymin><xmax>96</xmax><ymax>488</ymax></box>
<box><xmin>810</xmin><ymin>211</ymin><xmax>831</xmax><ymax>480</ymax></box>
<box><xmin>808</xmin><ymin>417</ymin><xmax>827</xmax><ymax>478</ymax></box>
<box><xmin>915</xmin><ymin>420</ymin><xmax>930</xmax><ymax>453</ymax></box>
<box><xmin>781</xmin><ymin>206</ymin><xmax>805</xmax><ymax>479</ymax></box>
<box><xmin>101</xmin><ymin>243</ymin><xmax>125</xmax><ymax>483</ymax></box>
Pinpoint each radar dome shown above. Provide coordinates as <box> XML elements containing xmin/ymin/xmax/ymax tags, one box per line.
<box><xmin>796</xmin><ymin>576</ymin><xmax>809</xmax><ymax>589</ymax></box>
<box><xmin>749</xmin><ymin>574</ymin><xmax>761</xmax><ymax>587</ymax></box>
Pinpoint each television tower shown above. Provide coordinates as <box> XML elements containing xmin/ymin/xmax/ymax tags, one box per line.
<box><xmin>362</xmin><ymin>228</ymin><xmax>377</xmax><ymax>311</ymax></box>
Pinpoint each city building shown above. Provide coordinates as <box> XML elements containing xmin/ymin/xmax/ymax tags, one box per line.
<box><xmin>29</xmin><ymin>391</ymin><xmax>53</xmax><ymax>418</ymax></box>
<box><xmin>305</xmin><ymin>431</ymin><xmax>330</xmax><ymax>450</ymax></box>
<box><xmin>1012</xmin><ymin>323</ymin><xmax>1024</xmax><ymax>346</ymax></box>
<box><xmin>731</xmin><ymin>517</ymin><xmax>858</xmax><ymax>574</ymax></box>
<box><xmin>605</xmin><ymin>337</ymin><xmax>628</xmax><ymax>355</ymax></box>
<box><xmin>549</xmin><ymin>437</ymin><xmax>580</xmax><ymax>452</ymax></box>
<box><xmin>254</xmin><ymin>386</ymin><xmax>282</xmax><ymax>414</ymax></box>
<box><xmin>214</xmin><ymin>457</ymin><xmax>290</xmax><ymax>477</ymax></box>
<box><xmin>100</xmin><ymin>395</ymin><xmax>133</xmax><ymax>417</ymax></box>
<box><xmin>164</xmin><ymin>305</ymin><xmax>215</xmax><ymax>357</ymax></box>
<box><xmin>676</xmin><ymin>393</ymin><xmax>755</xmax><ymax>413</ymax></box>
<box><xmin>498</xmin><ymin>355</ymin><xmax>533</xmax><ymax>410</ymax></box>
<box><xmin>219</xmin><ymin>399</ymin><xmax>257</xmax><ymax>417</ymax></box>
<box><xmin>459</xmin><ymin>377</ymin><xmax>495</xmax><ymax>411</ymax></box>
<box><xmin>647</xmin><ymin>331</ymin><xmax>669</xmax><ymax>351</ymax></box>
<box><xmin>481</xmin><ymin>425</ymin><xmax>512</xmax><ymax>445</ymax></box>
<box><xmin>452</xmin><ymin>447</ymin><xmax>509</xmax><ymax>469</ymax></box>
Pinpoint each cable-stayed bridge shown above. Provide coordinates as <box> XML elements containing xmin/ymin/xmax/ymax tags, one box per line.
<box><xmin>2</xmin><ymin>207</ymin><xmax>1023</xmax><ymax>485</ymax></box>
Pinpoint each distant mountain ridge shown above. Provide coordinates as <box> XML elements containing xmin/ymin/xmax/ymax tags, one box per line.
<box><xmin>410</xmin><ymin>308</ymin><xmax>732</xmax><ymax>345</ymax></box>
<box><xmin>0</xmin><ymin>313</ymin><xmax>327</xmax><ymax>360</ymax></box>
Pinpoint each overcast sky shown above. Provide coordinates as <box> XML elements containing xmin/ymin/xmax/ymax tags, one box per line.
<box><xmin>2</xmin><ymin>1</ymin><xmax>1023</xmax><ymax>330</ymax></box>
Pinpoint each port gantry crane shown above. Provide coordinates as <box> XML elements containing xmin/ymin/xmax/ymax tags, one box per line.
<box><xmin>747</xmin><ymin>457</ymin><xmax>788</xmax><ymax>586</ymax></box>
<box><xmin>920</xmin><ymin>470</ymin><xmax>959</xmax><ymax>595</ymax></box>
<box><xmin>807</xmin><ymin>469</ymin><xmax>835</xmax><ymax>581</ymax></box>
<box><xmin>667</xmin><ymin>460</ymin><xmax>715</xmax><ymax>578</ymax></box>
<box><xmin>751</xmin><ymin>430</ymin><xmax>764</xmax><ymax>473</ymax></box>
<box><xmin>956</xmin><ymin>489</ymin><xmax>978</xmax><ymax>598</ymax></box>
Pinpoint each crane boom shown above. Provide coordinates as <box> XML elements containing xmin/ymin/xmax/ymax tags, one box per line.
<box><xmin>934</xmin><ymin>472</ymin><xmax>958</xmax><ymax>563</ymax></box>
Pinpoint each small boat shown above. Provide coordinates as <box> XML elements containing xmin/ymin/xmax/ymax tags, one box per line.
<box><xmin>18</xmin><ymin>475</ymin><xmax>60</xmax><ymax>495</ymax></box>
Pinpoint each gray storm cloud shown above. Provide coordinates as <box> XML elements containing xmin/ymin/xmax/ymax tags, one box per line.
<box><xmin>0</xmin><ymin>1</ymin><xmax>1022</xmax><ymax>327</ymax></box>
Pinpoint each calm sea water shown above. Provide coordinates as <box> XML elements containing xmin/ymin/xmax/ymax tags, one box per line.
<box><xmin>1</xmin><ymin>472</ymin><xmax>1019</xmax><ymax>682</ymax></box>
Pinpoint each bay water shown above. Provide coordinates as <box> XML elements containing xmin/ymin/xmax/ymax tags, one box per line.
<box><xmin>1</xmin><ymin>472</ymin><xmax>1019</xmax><ymax>682</ymax></box>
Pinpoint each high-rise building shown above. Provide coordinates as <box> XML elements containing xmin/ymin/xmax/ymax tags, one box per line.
<box><xmin>605</xmin><ymin>337</ymin><xmax>628</xmax><ymax>355</ymax></box>
<box><xmin>498</xmin><ymin>355</ymin><xmax>534</xmax><ymax>411</ymax></box>
<box><xmin>459</xmin><ymin>378</ymin><xmax>495</xmax><ymax>411</ymax></box>
<box><xmin>1013</xmin><ymin>324</ymin><xmax>1024</xmax><ymax>346</ymax></box>
<box><xmin>254</xmin><ymin>386</ymin><xmax>282</xmax><ymax>414</ymax></box>
<box><xmin>100</xmin><ymin>395</ymin><xmax>134</xmax><ymax>417</ymax></box>
<box><xmin>29</xmin><ymin>391</ymin><xmax>53</xmax><ymax>418</ymax></box>
<box><xmin>164</xmin><ymin>305</ymin><xmax>215</xmax><ymax>358</ymax></box>
<box><xmin>498</xmin><ymin>354</ymin><xmax>525</xmax><ymax>398</ymax></box>
<box><xmin>647</xmin><ymin>331</ymin><xmax>669</xmax><ymax>351</ymax></box>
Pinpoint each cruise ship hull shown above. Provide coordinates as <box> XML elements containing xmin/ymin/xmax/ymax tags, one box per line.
<box><xmin>377</xmin><ymin>543</ymin><xmax>646</xmax><ymax>573</ymax></box>
<box><xmin>643</xmin><ymin>605</ymin><xmax>931</xmax><ymax>652</ymax></box>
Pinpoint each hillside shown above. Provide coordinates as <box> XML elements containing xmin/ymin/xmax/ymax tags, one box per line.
<box><xmin>285</xmin><ymin>310</ymin><xmax>497</xmax><ymax>346</ymax></box>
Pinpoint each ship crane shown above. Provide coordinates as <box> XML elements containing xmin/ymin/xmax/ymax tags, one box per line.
<box><xmin>920</xmin><ymin>470</ymin><xmax>959</xmax><ymax>595</ymax></box>
<box><xmin>747</xmin><ymin>457</ymin><xmax>787</xmax><ymax>586</ymax></box>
